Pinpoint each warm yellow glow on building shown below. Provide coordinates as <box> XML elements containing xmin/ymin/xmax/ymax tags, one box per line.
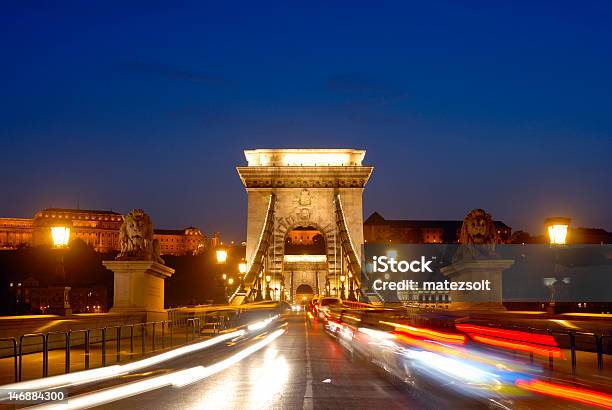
<box><xmin>244</xmin><ymin>149</ymin><xmax>366</xmax><ymax>167</ymax></box>
<box><xmin>1</xmin><ymin>208</ymin><xmax>208</xmax><ymax>255</ymax></box>
<box><xmin>283</xmin><ymin>254</ymin><xmax>327</xmax><ymax>263</ymax></box>
<box><xmin>51</xmin><ymin>226</ymin><xmax>70</xmax><ymax>248</ymax></box>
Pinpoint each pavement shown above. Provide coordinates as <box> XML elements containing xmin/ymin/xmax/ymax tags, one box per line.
<box><xmin>0</xmin><ymin>313</ymin><xmax>610</xmax><ymax>409</ymax></box>
<box><xmin>98</xmin><ymin>314</ymin><xmax>421</xmax><ymax>409</ymax></box>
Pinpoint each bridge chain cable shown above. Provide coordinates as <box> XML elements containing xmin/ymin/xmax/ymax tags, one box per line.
<box><xmin>334</xmin><ymin>194</ymin><xmax>362</xmax><ymax>291</ymax></box>
<box><xmin>231</xmin><ymin>194</ymin><xmax>276</xmax><ymax>303</ymax></box>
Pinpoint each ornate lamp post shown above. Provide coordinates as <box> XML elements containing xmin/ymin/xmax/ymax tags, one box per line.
<box><xmin>280</xmin><ymin>276</ymin><xmax>286</xmax><ymax>302</ymax></box>
<box><xmin>348</xmin><ymin>272</ymin><xmax>357</xmax><ymax>301</ymax></box>
<box><xmin>265</xmin><ymin>274</ymin><xmax>271</xmax><ymax>300</ymax></box>
<box><xmin>51</xmin><ymin>226</ymin><xmax>70</xmax><ymax>280</ymax></box>
<box><xmin>237</xmin><ymin>259</ymin><xmax>248</xmax><ymax>295</ymax></box>
<box><xmin>544</xmin><ymin>217</ymin><xmax>571</xmax><ymax>314</ymax></box>
<box><xmin>216</xmin><ymin>247</ymin><xmax>228</xmax><ymax>304</ymax></box>
<box><xmin>340</xmin><ymin>274</ymin><xmax>346</xmax><ymax>300</ymax></box>
<box><xmin>238</xmin><ymin>260</ymin><xmax>247</xmax><ymax>275</ymax></box>
<box><xmin>255</xmin><ymin>273</ymin><xmax>264</xmax><ymax>302</ymax></box>
<box><xmin>51</xmin><ymin>224</ymin><xmax>72</xmax><ymax>316</ymax></box>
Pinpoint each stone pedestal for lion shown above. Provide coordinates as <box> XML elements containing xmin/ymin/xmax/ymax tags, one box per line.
<box><xmin>441</xmin><ymin>259</ymin><xmax>513</xmax><ymax>311</ymax></box>
<box><xmin>103</xmin><ymin>260</ymin><xmax>174</xmax><ymax>322</ymax></box>
<box><xmin>441</xmin><ymin>208</ymin><xmax>515</xmax><ymax>311</ymax></box>
<box><xmin>104</xmin><ymin>209</ymin><xmax>174</xmax><ymax>323</ymax></box>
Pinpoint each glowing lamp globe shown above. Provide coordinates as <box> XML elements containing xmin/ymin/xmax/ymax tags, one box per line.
<box><xmin>545</xmin><ymin>217</ymin><xmax>571</xmax><ymax>245</ymax></box>
<box><xmin>239</xmin><ymin>262</ymin><xmax>247</xmax><ymax>274</ymax></box>
<box><xmin>51</xmin><ymin>226</ymin><xmax>70</xmax><ymax>248</ymax></box>
<box><xmin>216</xmin><ymin>249</ymin><xmax>228</xmax><ymax>264</ymax></box>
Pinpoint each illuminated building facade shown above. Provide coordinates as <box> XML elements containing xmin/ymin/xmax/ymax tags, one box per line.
<box><xmin>364</xmin><ymin>212</ymin><xmax>512</xmax><ymax>244</ymax></box>
<box><xmin>0</xmin><ymin>218</ymin><xmax>33</xmax><ymax>249</ymax></box>
<box><xmin>155</xmin><ymin>227</ymin><xmax>207</xmax><ymax>256</ymax></box>
<box><xmin>0</xmin><ymin>208</ymin><xmax>208</xmax><ymax>256</ymax></box>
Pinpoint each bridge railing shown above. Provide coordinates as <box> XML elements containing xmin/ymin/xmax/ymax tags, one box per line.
<box><xmin>1</xmin><ymin>320</ymin><xmax>173</xmax><ymax>383</ymax></box>
<box><xmin>327</xmin><ymin>306</ymin><xmax>611</xmax><ymax>374</ymax></box>
<box><xmin>341</xmin><ymin>300</ymin><xmax>375</xmax><ymax>309</ymax></box>
<box><xmin>0</xmin><ymin>303</ymin><xmax>285</xmax><ymax>384</ymax></box>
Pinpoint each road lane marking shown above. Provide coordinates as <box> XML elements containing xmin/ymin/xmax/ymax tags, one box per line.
<box><xmin>303</xmin><ymin>317</ymin><xmax>313</xmax><ymax>410</ymax></box>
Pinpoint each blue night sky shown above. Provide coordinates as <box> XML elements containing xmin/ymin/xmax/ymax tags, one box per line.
<box><xmin>1</xmin><ymin>1</ymin><xmax>611</xmax><ymax>241</ymax></box>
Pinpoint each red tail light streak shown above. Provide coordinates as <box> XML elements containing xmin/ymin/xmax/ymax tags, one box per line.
<box><xmin>456</xmin><ymin>324</ymin><xmax>562</xmax><ymax>358</ymax></box>
<box><xmin>380</xmin><ymin>321</ymin><xmax>466</xmax><ymax>345</ymax></box>
<box><xmin>516</xmin><ymin>379</ymin><xmax>612</xmax><ymax>409</ymax></box>
<box><xmin>456</xmin><ymin>324</ymin><xmax>557</xmax><ymax>346</ymax></box>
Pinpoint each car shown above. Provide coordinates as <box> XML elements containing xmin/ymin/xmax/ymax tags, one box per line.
<box><xmin>307</xmin><ymin>296</ymin><xmax>320</xmax><ymax>316</ymax></box>
<box><xmin>317</xmin><ymin>297</ymin><xmax>343</xmax><ymax>320</ymax></box>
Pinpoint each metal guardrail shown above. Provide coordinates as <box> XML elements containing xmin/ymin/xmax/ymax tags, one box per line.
<box><xmin>476</xmin><ymin>326</ymin><xmax>607</xmax><ymax>373</ymax></box>
<box><xmin>463</xmin><ymin>321</ymin><xmax>610</xmax><ymax>374</ymax></box>
<box><xmin>170</xmin><ymin>307</ymin><xmax>244</xmax><ymax>338</ymax></box>
<box><xmin>333</xmin><ymin>307</ymin><xmax>610</xmax><ymax>375</ymax></box>
<box><xmin>3</xmin><ymin>304</ymin><xmax>282</xmax><ymax>383</ymax></box>
<box><xmin>2</xmin><ymin>320</ymin><xmax>174</xmax><ymax>383</ymax></box>
<box><xmin>0</xmin><ymin>338</ymin><xmax>17</xmax><ymax>383</ymax></box>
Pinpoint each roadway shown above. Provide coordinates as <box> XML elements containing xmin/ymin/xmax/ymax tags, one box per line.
<box><xmin>96</xmin><ymin>314</ymin><xmax>420</xmax><ymax>409</ymax></box>
<box><xmin>6</xmin><ymin>313</ymin><xmax>604</xmax><ymax>409</ymax></box>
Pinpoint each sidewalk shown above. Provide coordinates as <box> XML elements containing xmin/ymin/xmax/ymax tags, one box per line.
<box><xmin>0</xmin><ymin>326</ymin><xmax>207</xmax><ymax>385</ymax></box>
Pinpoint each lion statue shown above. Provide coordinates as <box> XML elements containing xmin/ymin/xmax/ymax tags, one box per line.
<box><xmin>454</xmin><ymin>209</ymin><xmax>498</xmax><ymax>261</ymax></box>
<box><xmin>116</xmin><ymin>209</ymin><xmax>164</xmax><ymax>264</ymax></box>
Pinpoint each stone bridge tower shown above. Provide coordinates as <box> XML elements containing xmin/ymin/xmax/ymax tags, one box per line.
<box><xmin>235</xmin><ymin>149</ymin><xmax>373</xmax><ymax>304</ymax></box>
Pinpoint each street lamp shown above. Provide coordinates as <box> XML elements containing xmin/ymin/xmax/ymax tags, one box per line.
<box><xmin>348</xmin><ymin>271</ymin><xmax>357</xmax><ymax>301</ymax></box>
<box><xmin>215</xmin><ymin>247</ymin><xmax>228</xmax><ymax>304</ymax></box>
<box><xmin>50</xmin><ymin>225</ymin><xmax>71</xmax><ymax>316</ymax></box>
<box><xmin>228</xmin><ymin>277</ymin><xmax>234</xmax><ymax>285</ymax></box>
<box><xmin>216</xmin><ymin>249</ymin><xmax>228</xmax><ymax>264</ymax></box>
<box><xmin>238</xmin><ymin>260</ymin><xmax>247</xmax><ymax>275</ymax></box>
<box><xmin>255</xmin><ymin>272</ymin><xmax>264</xmax><ymax>302</ymax></box>
<box><xmin>340</xmin><ymin>274</ymin><xmax>346</xmax><ymax>299</ymax></box>
<box><xmin>265</xmin><ymin>275</ymin><xmax>271</xmax><ymax>300</ymax></box>
<box><xmin>544</xmin><ymin>217</ymin><xmax>571</xmax><ymax>314</ymax></box>
<box><xmin>51</xmin><ymin>225</ymin><xmax>71</xmax><ymax>283</ymax></box>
